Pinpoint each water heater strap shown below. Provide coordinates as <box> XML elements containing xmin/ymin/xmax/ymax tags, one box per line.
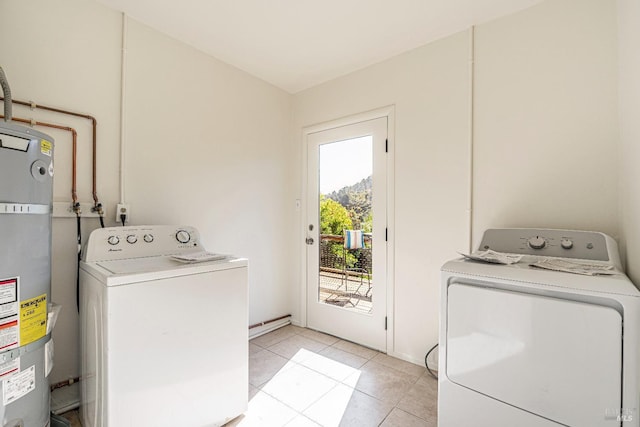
<box><xmin>0</xmin><ymin>203</ymin><xmax>50</xmax><ymax>215</ymax></box>
<box><xmin>0</xmin><ymin>334</ymin><xmax>52</xmax><ymax>363</ymax></box>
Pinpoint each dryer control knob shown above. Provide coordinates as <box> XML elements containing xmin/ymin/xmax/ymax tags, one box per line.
<box><xmin>176</xmin><ymin>230</ymin><xmax>191</xmax><ymax>244</ymax></box>
<box><xmin>126</xmin><ymin>235</ymin><xmax>138</xmax><ymax>244</ymax></box>
<box><xmin>560</xmin><ymin>239</ymin><xmax>573</xmax><ymax>249</ymax></box>
<box><xmin>527</xmin><ymin>236</ymin><xmax>546</xmax><ymax>250</ymax></box>
<box><xmin>143</xmin><ymin>234</ymin><xmax>154</xmax><ymax>243</ymax></box>
<box><xmin>107</xmin><ymin>235</ymin><xmax>120</xmax><ymax>245</ymax></box>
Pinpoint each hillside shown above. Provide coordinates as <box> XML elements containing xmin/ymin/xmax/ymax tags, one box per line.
<box><xmin>325</xmin><ymin>176</ymin><xmax>372</xmax><ymax>230</ymax></box>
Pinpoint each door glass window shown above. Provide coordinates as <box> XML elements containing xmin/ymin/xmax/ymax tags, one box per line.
<box><xmin>318</xmin><ymin>136</ymin><xmax>373</xmax><ymax>314</ymax></box>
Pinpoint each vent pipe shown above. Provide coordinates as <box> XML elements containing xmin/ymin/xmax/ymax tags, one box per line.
<box><xmin>0</xmin><ymin>67</ymin><xmax>12</xmax><ymax>122</ymax></box>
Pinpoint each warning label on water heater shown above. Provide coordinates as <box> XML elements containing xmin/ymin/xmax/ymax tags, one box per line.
<box><xmin>20</xmin><ymin>294</ymin><xmax>47</xmax><ymax>346</ymax></box>
<box><xmin>3</xmin><ymin>364</ymin><xmax>35</xmax><ymax>406</ymax></box>
<box><xmin>0</xmin><ymin>358</ymin><xmax>20</xmax><ymax>380</ymax></box>
<box><xmin>0</xmin><ymin>278</ymin><xmax>19</xmax><ymax>352</ymax></box>
<box><xmin>40</xmin><ymin>140</ymin><xmax>52</xmax><ymax>157</ymax></box>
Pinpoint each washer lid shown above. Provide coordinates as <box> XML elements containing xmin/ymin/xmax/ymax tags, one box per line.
<box><xmin>98</xmin><ymin>257</ymin><xmax>185</xmax><ymax>275</ymax></box>
<box><xmin>81</xmin><ymin>255</ymin><xmax>247</xmax><ymax>287</ymax></box>
<box><xmin>96</xmin><ymin>255</ymin><xmax>240</xmax><ymax>275</ymax></box>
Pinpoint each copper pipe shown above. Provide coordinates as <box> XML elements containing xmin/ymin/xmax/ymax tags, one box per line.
<box><xmin>0</xmin><ymin>114</ymin><xmax>79</xmax><ymax>205</ymax></box>
<box><xmin>249</xmin><ymin>314</ymin><xmax>291</xmax><ymax>330</ymax></box>
<box><xmin>0</xmin><ymin>97</ymin><xmax>99</xmax><ymax>207</ymax></box>
<box><xmin>0</xmin><ymin>67</ymin><xmax>12</xmax><ymax>122</ymax></box>
<box><xmin>50</xmin><ymin>376</ymin><xmax>81</xmax><ymax>391</ymax></box>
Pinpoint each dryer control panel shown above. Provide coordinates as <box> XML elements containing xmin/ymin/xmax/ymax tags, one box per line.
<box><xmin>83</xmin><ymin>225</ymin><xmax>203</xmax><ymax>262</ymax></box>
<box><xmin>478</xmin><ymin>228</ymin><xmax>612</xmax><ymax>262</ymax></box>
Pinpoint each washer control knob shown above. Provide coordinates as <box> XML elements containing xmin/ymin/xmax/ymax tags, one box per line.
<box><xmin>143</xmin><ymin>234</ymin><xmax>154</xmax><ymax>243</ymax></box>
<box><xmin>107</xmin><ymin>235</ymin><xmax>120</xmax><ymax>246</ymax></box>
<box><xmin>176</xmin><ymin>230</ymin><xmax>191</xmax><ymax>244</ymax></box>
<box><xmin>527</xmin><ymin>236</ymin><xmax>546</xmax><ymax>250</ymax></box>
<box><xmin>126</xmin><ymin>234</ymin><xmax>138</xmax><ymax>244</ymax></box>
<box><xmin>560</xmin><ymin>239</ymin><xmax>573</xmax><ymax>250</ymax></box>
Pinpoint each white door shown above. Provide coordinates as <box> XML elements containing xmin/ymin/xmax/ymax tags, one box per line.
<box><xmin>306</xmin><ymin>117</ymin><xmax>388</xmax><ymax>351</ymax></box>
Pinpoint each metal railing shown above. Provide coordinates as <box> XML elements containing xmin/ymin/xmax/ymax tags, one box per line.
<box><xmin>318</xmin><ymin>234</ymin><xmax>373</xmax><ymax>310</ymax></box>
<box><xmin>319</xmin><ymin>233</ymin><xmax>372</xmax><ymax>273</ymax></box>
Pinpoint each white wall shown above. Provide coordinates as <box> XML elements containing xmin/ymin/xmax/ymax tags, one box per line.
<box><xmin>0</xmin><ymin>0</ymin><xmax>294</xmax><ymax>384</ymax></box>
<box><xmin>293</xmin><ymin>34</ymin><xmax>472</xmax><ymax>363</ymax></box>
<box><xmin>293</xmin><ymin>0</ymin><xmax>619</xmax><ymax>365</ymax></box>
<box><xmin>122</xmin><ymin>18</ymin><xmax>295</xmax><ymax>332</ymax></box>
<box><xmin>473</xmin><ymin>0</ymin><xmax>619</xmax><ymax>246</ymax></box>
<box><xmin>0</xmin><ymin>0</ymin><xmax>622</xmax><ymax>383</ymax></box>
<box><xmin>618</xmin><ymin>0</ymin><xmax>640</xmax><ymax>283</ymax></box>
<box><xmin>0</xmin><ymin>0</ymin><xmax>123</xmax><ymax>384</ymax></box>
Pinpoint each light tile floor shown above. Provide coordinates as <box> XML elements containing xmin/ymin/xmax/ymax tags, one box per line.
<box><xmin>229</xmin><ymin>325</ymin><xmax>438</xmax><ymax>427</ymax></box>
<box><xmin>59</xmin><ymin>325</ymin><xmax>438</xmax><ymax>427</ymax></box>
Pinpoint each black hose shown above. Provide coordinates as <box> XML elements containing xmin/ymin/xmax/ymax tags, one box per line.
<box><xmin>76</xmin><ymin>214</ymin><xmax>81</xmax><ymax>312</ymax></box>
<box><xmin>99</xmin><ymin>215</ymin><xmax>105</xmax><ymax>228</ymax></box>
<box><xmin>424</xmin><ymin>343</ymin><xmax>438</xmax><ymax>380</ymax></box>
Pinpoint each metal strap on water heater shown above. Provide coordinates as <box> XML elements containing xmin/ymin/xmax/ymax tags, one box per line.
<box><xmin>0</xmin><ymin>203</ymin><xmax>50</xmax><ymax>214</ymax></box>
<box><xmin>0</xmin><ymin>334</ymin><xmax>52</xmax><ymax>364</ymax></box>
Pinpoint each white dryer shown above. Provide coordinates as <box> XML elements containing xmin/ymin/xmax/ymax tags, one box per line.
<box><xmin>79</xmin><ymin>225</ymin><xmax>248</xmax><ymax>427</ymax></box>
<box><xmin>439</xmin><ymin>228</ymin><xmax>640</xmax><ymax>427</ymax></box>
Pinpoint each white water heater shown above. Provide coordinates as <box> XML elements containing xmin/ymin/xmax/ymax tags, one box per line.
<box><xmin>0</xmin><ymin>67</ymin><xmax>54</xmax><ymax>427</ymax></box>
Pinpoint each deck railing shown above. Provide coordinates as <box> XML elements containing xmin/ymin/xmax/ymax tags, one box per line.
<box><xmin>318</xmin><ymin>234</ymin><xmax>373</xmax><ymax>310</ymax></box>
<box><xmin>319</xmin><ymin>233</ymin><xmax>372</xmax><ymax>275</ymax></box>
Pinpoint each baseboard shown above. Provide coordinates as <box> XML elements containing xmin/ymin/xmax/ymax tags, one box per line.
<box><xmin>387</xmin><ymin>348</ymin><xmax>439</xmax><ymax>372</ymax></box>
<box><xmin>248</xmin><ymin>318</ymin><xmax>291</xmax><ymax>339</ymax></box>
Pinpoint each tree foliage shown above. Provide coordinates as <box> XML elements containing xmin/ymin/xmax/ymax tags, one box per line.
<box><xmin>320</xmin><ymin>196</ymin><xmax>353</xmax><ymax>235</ymax></box>
<box><xmin>320</xmin><ymin>178</ymin><xmax>372</xmax><ymax>269</ymax></box>
<box><xmin>326</xmin><ymin>176</ymin><xmax>372</xmax><ymax>230</ymax></box>
<box><xmin>361</xmin><ymin>212</ymin><xmax>373</xmax><ymax>233</ymax></box>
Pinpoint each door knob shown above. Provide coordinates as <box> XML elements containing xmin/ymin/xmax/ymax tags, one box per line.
<box><xmin>305</xmin><ymin>237</ymin><xmax>314</xmax><ymax>245</ymax></box>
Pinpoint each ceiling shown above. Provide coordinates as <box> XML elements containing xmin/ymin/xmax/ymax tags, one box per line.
<box><xmin>95</xmin><ymin>0</ymin><xmax>543</xmax><ymax>93</ymax></box>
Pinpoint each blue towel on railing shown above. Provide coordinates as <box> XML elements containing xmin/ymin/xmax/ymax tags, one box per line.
<box><xmin>344</xmin><ymin>230</ymin><xmax>365</xmax><ymax>249</ymax></box>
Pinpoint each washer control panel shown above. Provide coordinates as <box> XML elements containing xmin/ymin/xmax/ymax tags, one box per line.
<box><xmin>83</xmin><ymin>225</ymin><xmax>202</xmax><ymax>262</ymax></box>
<box><xmin>478</xmin><ymin>228</ymin><xmax>610</xmax><ymax>261</ymax></box>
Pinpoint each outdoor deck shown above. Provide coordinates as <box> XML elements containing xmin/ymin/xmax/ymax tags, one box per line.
<box><xmin>318</xmin><ymin>234</ymin><xmax>373</xmax><ymax>314</ymax></box>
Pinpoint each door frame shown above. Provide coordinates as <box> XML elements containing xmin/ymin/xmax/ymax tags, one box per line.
<box><xmin>299</xmin><ymin>106</ymin><xmax>395</xmax><ymax>353</ymax></box>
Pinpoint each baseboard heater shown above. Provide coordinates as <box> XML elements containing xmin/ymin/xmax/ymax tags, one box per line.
<box><xmin>249</xmin><ymin>314</ymin><xmax>291</xmax><ymax>339</ymax></box>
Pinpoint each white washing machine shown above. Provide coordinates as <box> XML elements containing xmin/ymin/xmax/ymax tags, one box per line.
<box><xmin>439</xmin><ymin>228</ymin><xmax>640</xmax><ymax>427</ymax></box>
<box><xmin>79</xmin><ymin>225</ymin><xmax>248</xmax><ymax>427</ymax></box>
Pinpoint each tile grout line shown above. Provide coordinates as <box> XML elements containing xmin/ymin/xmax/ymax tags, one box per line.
<box><xmin>252</xmin><ymin>334</ymin><xmax>390</xmax><ymax>423</ymax></box>
<box><xmin>251</xmin><ymin>326</ymin><xmax>436</xmax><ymax>425</ymax></box>
<box><xmin>255</xmin><ymin>357</ymin><xmax>344</xmax><ymax>426</ymax></box>
<box><xmin>253</xmin><ymin>326</ymin><xmax>425</xmax><ymax>387</ymax></box>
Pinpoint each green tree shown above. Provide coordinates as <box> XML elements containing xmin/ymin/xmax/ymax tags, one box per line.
<box><xmin>320</xmin><ymin>196</ymin><xmax>358</xmax><ymax>268</ymax></box>
<box><xmin>361</xmin><ymin>212</ymin><xmax>373</xmax><ymax>233</ymax></box>
<box><xmin>320</xmin><ymin>196</ymin><xmax>353</xmax><ymax>235</ymax></box>
<box><xmin>327</xmin><ymin>176</ymin><xmax>372</xmax><ymax>233</ymax></box>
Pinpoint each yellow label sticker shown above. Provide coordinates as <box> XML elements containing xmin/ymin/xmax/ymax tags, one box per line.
<box><xmin>40</xmin><ymin>140</ymin><xmax>52</xmax><ymax>157</ymax></box>
<box><xmin>20</xmin><ymin>294</ymin><xmax>47</xmax><ymax>346</ymax></box>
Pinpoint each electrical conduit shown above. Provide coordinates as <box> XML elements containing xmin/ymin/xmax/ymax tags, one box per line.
<box><xmin>119</xmin><ymin>12</ymin><xmax>128</xmax><ymax>206</ymax></box>
<box><xmin>467</xmin><ymin>26</ymin><xmax>475</xmax><ymax>253</ymax></box>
